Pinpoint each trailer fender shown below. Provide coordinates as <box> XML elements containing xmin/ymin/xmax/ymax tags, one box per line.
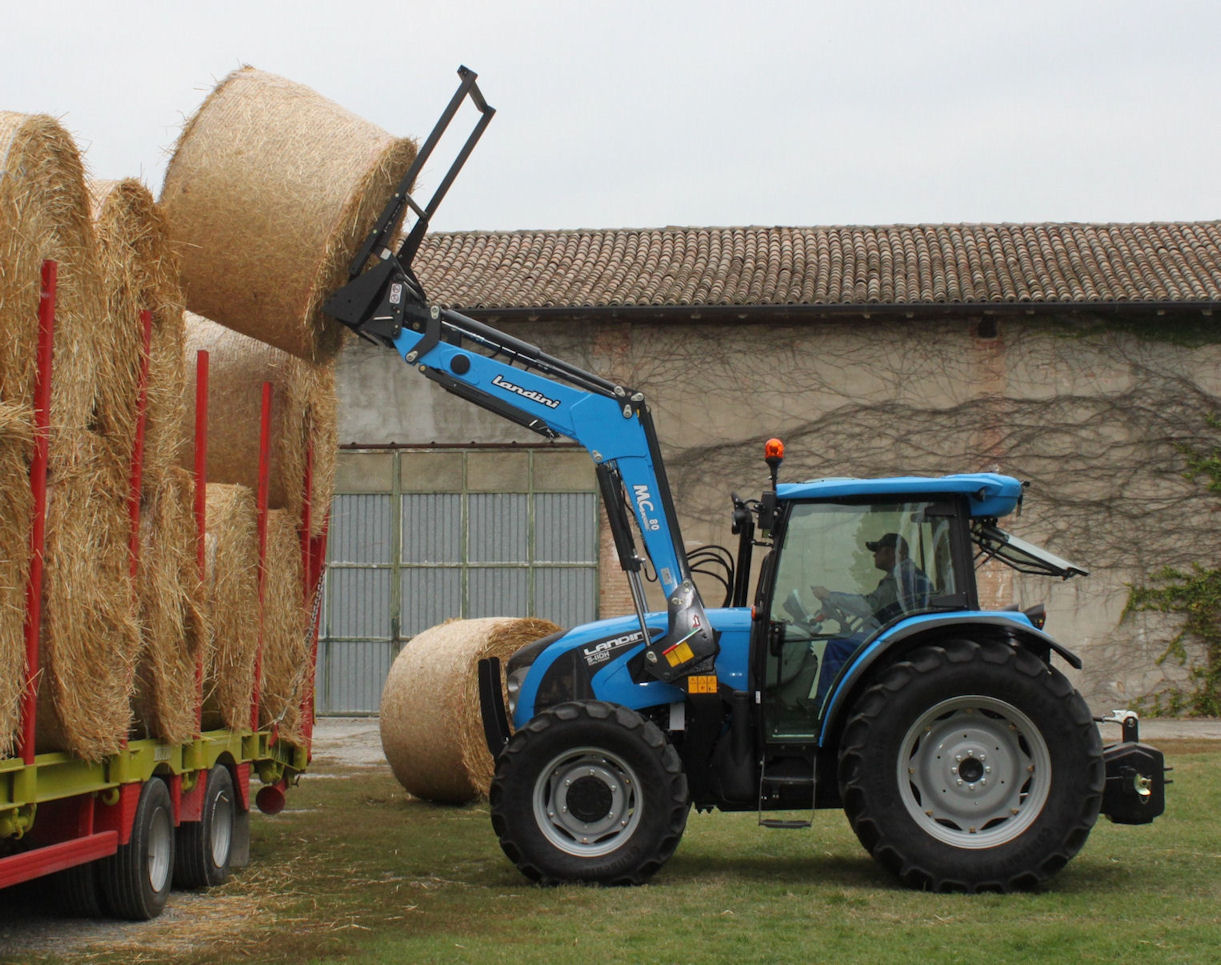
<box><xmin>818</xmin><ymin>614</ymin><xmax>1083</xmax><ymax>746</ymax></box>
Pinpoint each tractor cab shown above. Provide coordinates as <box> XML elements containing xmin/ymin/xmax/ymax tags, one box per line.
<box><xmin>750</xmin><ymin>472</ymin><xmax>1079</xmax><ymax>743</ymax></box>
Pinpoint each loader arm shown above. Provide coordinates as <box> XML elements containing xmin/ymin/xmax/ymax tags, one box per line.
<box><xmin>322</xmin><ymin>68</ymin><xmax>715</xmax><ymax>682</ymax></box>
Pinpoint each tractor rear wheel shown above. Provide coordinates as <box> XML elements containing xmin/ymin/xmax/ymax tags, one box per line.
<box><xmin>838</xmin><ymin>638</ymin><xmax>1104</xmax><ymax>892</ymax></box>
<box><xmin>489</xmin><ymin>700</ymin><xmax>689</xmax><ymax>885</ymax></box>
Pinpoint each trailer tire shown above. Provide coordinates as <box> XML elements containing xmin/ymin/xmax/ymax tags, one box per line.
<box><xmin>838</xmin><ymin>638</ymin><xmax>1104</xmax><ymax>892</ymax></box>
<box><xmin>489</xmin><ymin>700</ymin><xmax>689</xmax><ymax>885</ymax></box>
<box><xmin>174</xmin><ymin>765</ymin><xmax>236</xmax><ymax>889</ymax></box>
<box><xmin>98</xmin><ymin>778</ymin><xmax>175</xmax><ymax>920</ymax></box>
<box><xmin>51</xmin><ymin>860</ymin><xmax>104</xmax><ymax>917</ymax></box>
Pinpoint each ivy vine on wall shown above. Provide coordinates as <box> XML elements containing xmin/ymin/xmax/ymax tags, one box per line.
<box><xmin>1126</xmin><ymin>421</ymin><xmax>1221</xmax><ymax>716</ymax></box>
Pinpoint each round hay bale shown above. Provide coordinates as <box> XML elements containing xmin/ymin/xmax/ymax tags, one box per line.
<box><xmin>201</xmin><ymin>483</ymin><xmax>258</xmax><ymax>730</ymax></box>
<box><xmin>259</xmin><ymin>510</ymin><xmax>309</xmax><ymax>741</ymax></box>
<box><xmin>133</xmin><ymin>467</ymin><xmax>206</xmax><ymax>744</ymax></box>
<box><xmin>380</xmin><ymin>617</ymin><xmax>561</xmax><ymax>803</ymax></box>
<box><xmin>0</xmin><ymin>402</ymin><xmax>33</xmax><ymax>758</ymax></box>
<box><xmin>35</xmin><ymin>433</ymin><xmax>141</xmax><ymax>761</ymax></box>
<box><xmin>90</xmin><ymin>179</ymin><xmax>187</xmax><ymax>495</ymax></box>
<box><xmin>181</xmin><ymin>313</ymin><xmax>335</xmax><ymax>535</ymax></box>
<box><xmin>0</xmin><ymin>112</ymin><xmax>100</xmax><ymax>438</ymax></box>
<box><xmin>160</xmin><ymin>67</ymin><xmax>418</xmax><ymax>362</ymax></box>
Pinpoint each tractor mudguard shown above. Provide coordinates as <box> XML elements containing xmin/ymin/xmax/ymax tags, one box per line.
<box><xmin>817</xmin><ymin>612</ymin><xmax>1083</xmax><ymax>745</ymax></box>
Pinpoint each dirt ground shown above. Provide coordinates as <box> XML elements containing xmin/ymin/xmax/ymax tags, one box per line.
<box><xmin>0</xmin><ymin>720</ymin><xmax>386</xmax><ymax>964</ymax></box>
<box><xmin>0</xmin><ymin>715</ymin><xmax>1215</xmax><ymax>963</ymax></box>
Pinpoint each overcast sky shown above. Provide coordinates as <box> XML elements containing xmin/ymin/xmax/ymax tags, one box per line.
<box><xmin>4</xmin><ymin>1</ymin><xmax>1218</xmax><ymax>232</ymax></box>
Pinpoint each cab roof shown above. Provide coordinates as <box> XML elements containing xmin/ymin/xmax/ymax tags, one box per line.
<box><xmin>777</xmin><ymin>472</ymin><xmax>1024</xmax><ymax>519</ymax></box>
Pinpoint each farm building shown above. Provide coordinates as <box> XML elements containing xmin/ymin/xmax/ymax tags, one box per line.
<box><xmin>319</xmin><ymin>221</ymin><xmax>1221</xmax><ymax>717</ymax></box>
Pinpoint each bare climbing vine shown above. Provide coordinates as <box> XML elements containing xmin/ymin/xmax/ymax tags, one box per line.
<box><xmin>1124</xmin><ymin>417</ymin><xmax>1221</xmax><ymax>716</ymax></box>
<box><xmin>562</xmin><ymin>310</ymin><xmax>1221</xmax><ymax>712</ymax></box>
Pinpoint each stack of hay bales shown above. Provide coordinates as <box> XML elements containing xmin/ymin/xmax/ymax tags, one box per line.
<box><xmin>380</xmin><ymin>618</ymin><xmax>562</xmax><ymax>803</ymax></box>
<box><xmin>0</xmin><ymin>66</ymin><xmax>412</xmax><ymax>758</ymax></box>
<box><xmin>0</xmin><ymin>112</ymin><xmax>140</xmax><ymax>761</ymax></box>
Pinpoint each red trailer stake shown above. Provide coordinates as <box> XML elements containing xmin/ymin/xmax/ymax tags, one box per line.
<box><xmin>18</xmin><ymin>260</ymin><xmax>56</xmax><ymax>765</ymax></box>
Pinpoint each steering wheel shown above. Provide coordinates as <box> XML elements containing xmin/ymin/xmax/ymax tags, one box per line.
<box><xmin>812</xmin><ymin>593</ymin><xmax>865</xmax><ymax>634</ymax></box>
<box><xmin>782</xmin><ymin>589</ymin><xmax>822</xmax><ymax>633</ymax></box>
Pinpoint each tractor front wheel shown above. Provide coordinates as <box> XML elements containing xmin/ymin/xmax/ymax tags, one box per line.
<box><xmin>838</xmin><ymin>638</ymin><xmax>1104</xmax><ymax>892</ymax></box>
<box><xmin>489</xmin><ymin>700</ymin><xmax>689</xmax><ymax>885</ymax></box>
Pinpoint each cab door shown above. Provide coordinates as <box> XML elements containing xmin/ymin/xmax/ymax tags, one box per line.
<box><xmin>754</xmin><ymin>497</ymin><xmax>970</xmax><ymax>741</ymax></box>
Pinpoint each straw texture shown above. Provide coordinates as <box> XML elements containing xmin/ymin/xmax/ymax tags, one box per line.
<box><xmin>380</xmin><ymin>617</ymin><xmax>561</xmax><ymax>803</ymax></box>
<box><xmin>0</xmin><ymin>112</ymin><xmax>100</xmax><ymax>438</ymax></box>
<box><xmin>36</xmin><ymin>434</ymin><xmax>141</xmax><ymax>760</ymax></box>
<box><xmin>0</xmin><ymin>402</ymin><xmax>32</xmax><ymax>758</ymax></box>
<box><xmin>182</xmin><ymin>313</ymin><xmax>336</xmax><ymax>536</ymax></box>
<box><xmin>259</xmin><ymin>510</ymin><xmax>308</xmax><ymax>740</ymax></box>
<box><xmin>90</xmin><ymin>179</ymin><xmax>187</xmax><ymax>495</ymax></box>
<box><xmin>201</xmin><ymin>483</ymin><xmax>258</xmax><ymax>730</ymax></box>
<box><xmin>160</xmin><ymin>67</ymin><xmax>418</xmax><ymax>362</ymax></box>
<box><xmin>133</xmin><ymin>467</ymin><xmax>206</xmax><ymax>744</ymax></box>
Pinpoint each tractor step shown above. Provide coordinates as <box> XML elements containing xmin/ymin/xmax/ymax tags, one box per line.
<box><xmin>757</xmin><ymin>759</ymin><xmax>816</xmax><ymax>829</ymax></box>
<box><xmin>759</xmin><ymin>817</ymin><xmax>812</xmax><ymax>830</ymax></box>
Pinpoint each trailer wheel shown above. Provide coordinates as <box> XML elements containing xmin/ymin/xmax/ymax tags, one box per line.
<box><xmin>174</xmin><ymin>765</ymin><xmax>236</xmax><ymax>889</ymax></box>
<box><xmin>838</xmin><ymin>638</ymin><xmax>1104</xmax><ymax>892</ymax></box>
<box><xmin>51</xmin><ymin>860</ymin><xmax>104</xmax><ymax>917</ymax></box>
<box><xmin>490</xmin><ymin>700</ymin><xmax>689</xmax><ymax>885</ymax></box>
<box><xmin>98</xmin><ymin>778</ymin><xmax>175</xmax><ymax>920</ymax></box>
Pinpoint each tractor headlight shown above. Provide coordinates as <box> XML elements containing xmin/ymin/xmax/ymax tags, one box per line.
<box><xmin>505</xmin><ymin>663</ymin><xmax>528</xmax><ymax>720</ymax></box>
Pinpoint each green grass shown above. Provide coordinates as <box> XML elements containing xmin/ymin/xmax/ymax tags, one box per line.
<box><xmin>9</xmin><ymin>740</ymin><xmax>1220</xmax><ymax>965</ymax></box>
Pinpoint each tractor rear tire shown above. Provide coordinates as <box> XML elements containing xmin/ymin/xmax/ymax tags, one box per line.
<box><xmin>838</xmin><ymin>638</ymin><xmax>1103</xmax><ymax>892</ymax></box>
<box><xmin>489</xmin><ymin>700</ymin><xmax>689</xmax><ymax>885</ymax></box>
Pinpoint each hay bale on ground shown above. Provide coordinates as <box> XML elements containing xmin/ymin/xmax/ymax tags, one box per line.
<box><xmin>133</xmin><ymin>467</ymin><xmax>206</xmax><ymax>744</ymax></box>
<box><xmin>0</xmin><ymin>112</ymin><xmax>100</xmax><ymax>438</ymax></box>
<box><xmin>201</xmin><ymin>484</ymin><xmax>259</xmax><ymax>730</ymax></box>
<box><xmin>0</xmin><ymin>402</ymin><xmax>33</xmax><ymax>758</ymax></box>
<box><xmin>90</xmin><ymin>179</ymin><xmax>187</xmax><ymax>495</ymax></box>
<box><xmin>380</xmin><ymin>617</ymin><xmax>562</xmax><ymax>803</ymax></box>
<box><xmin>259</xmin><ymin>510</ymin><xmax>309</xmax><ymax>741</ymax></box>
<box><xmin>182</xmin><ymin>313</ymin><xmax>337</xmax><ymax>536</ymax></box>
<box><xmin>160</xmin><ymin>67</ymin><xmax>418</xmax><ymax>362</ymax></box>
<box><xmin>35</xmin><ymin>434</ymin><xmax>141</xmax><ymax>760</ymax></box>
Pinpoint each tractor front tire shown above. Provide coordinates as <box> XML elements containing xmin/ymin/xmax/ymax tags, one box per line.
<box><xmin>489</xmin><ymin>700</ymin><xmax>689</xmax><ymax>885</ymax></box>
<box><xmin>838</xmin><ymin>638</ymin><xmax>1103</xmax><ymax>892</ymax></box>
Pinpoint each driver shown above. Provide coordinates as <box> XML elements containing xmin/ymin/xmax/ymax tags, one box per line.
<box><xmin>811</xmin><ymin>532</ymin><xmax>933</xmax><ymax>628</ymax></box>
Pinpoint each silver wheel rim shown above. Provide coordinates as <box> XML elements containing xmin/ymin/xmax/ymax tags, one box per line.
<box><xmin>533</xmin><ymin>745</ymin><xmax>642</xmax><ymax>857</ymax></box>
<box><xmin>898</xmin><ymin>695</ymin><xmax>1052</xmax><ymax>849</ymax></box>
<box><xmin>210</xmin><ymin>789</ymin><xmax>234</xmax><ymax>868</ymax></box>
<box><xmin>147</xmin><ymin>805</ymin><xmax>174</xmax><ymax>892</ymax></box>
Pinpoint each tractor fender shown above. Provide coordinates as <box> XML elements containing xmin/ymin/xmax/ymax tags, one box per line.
<box><xmin>817</xmin><ymin>613</ymin><xmax>1082</xmax><ymax>746</ymax></box>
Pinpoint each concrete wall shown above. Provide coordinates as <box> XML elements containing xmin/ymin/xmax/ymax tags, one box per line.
<box><xmin>335</xmin><ymin>312</ymin><xmax>1221</xmax><ymax>713</ymax></box>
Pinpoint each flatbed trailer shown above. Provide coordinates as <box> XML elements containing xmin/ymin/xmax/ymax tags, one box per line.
<box><xmin>0</xmin><ymin>260</ymin><xmax>327</xmax><ymax>919</ymax></box>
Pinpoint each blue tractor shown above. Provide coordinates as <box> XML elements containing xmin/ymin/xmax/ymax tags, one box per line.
<box><xmin>326</xmin><ymin>69</ymin><xmax>1166</xmax><ymax>892</ymax></box>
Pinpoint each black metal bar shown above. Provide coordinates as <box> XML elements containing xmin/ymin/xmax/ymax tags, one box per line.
<box><xmin>398</xmin><ymin>100</ymin><xmax>496</xmax><ymax>267</ymax></box>
<box><xmin>347</xmin><ymin>66</ymin><xmax>492</xmax><ymax>280</ymax></box>
<box><xmin>596</xmin><ymin>464</ymin><xmax>642</xmax><ymax>574</ymax></box>
<box><xmin>423</xmin><ymin>369</ymin><xmax>560</xmax><ymax>439</ymax></box>
<box><xmin>436</xmin><ymin>306</ymin><xmax>620</xmax><ymax>397</ymax></box>
<box><xmin>477</xmin><ymin>657</ymin><xmax>511</xmax><ymax>756</ymax></box>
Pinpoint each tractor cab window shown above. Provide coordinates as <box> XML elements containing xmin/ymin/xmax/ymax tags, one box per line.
<box><xmin>763</xmin><ymin>499</ymin><xmax>959</xmax><ymax>739</ymax></box>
